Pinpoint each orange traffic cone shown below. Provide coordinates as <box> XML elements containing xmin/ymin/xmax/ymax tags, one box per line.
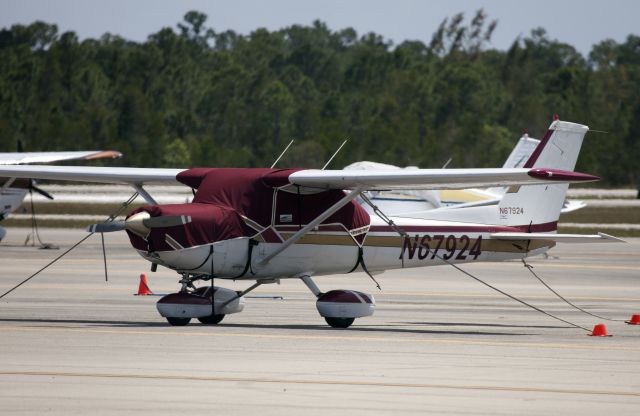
<box><xmin>589</xmin><ymin>323</ymin><xmax>610</xmax><ymax>337</ymax></box>
<box><xmin>135</xmin><ymin>273</ymin><xmax>153</xmax><ymax>296</ymax></box>
<box><xmin>626</xmin><ymin>314</ymin><xmax>640</xmax><ymax>325</ymax></box>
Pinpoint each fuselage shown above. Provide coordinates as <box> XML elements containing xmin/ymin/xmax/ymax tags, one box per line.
<box><xmin>137</xmin><ymin>215</ymin><xmax>554</xmax><ymax>280</ymax></box>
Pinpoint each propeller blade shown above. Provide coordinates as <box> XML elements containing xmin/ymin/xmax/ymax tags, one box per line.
<box><xmin>30</xmin><ymin>184</ymin><xmax>54</xmax><ymax>200</ymax></box>
<box><xmin>100</xmin><ymin>232</ymin><xmax>108</xmax><ymax>282</ymax></box>
<box><xmin>87</xmin><ymin>213</ymin><xmax>191</xmax><ymax>237</ymax></box>
<box><xmin>143</xmin><ymin>215</ymin><xmax>192</xmax><ymax>229</ymax></box>
<box><xmin>86</xmin><ymin>221</ymin><xmax>126</xmax><ymax>233</ymax></box>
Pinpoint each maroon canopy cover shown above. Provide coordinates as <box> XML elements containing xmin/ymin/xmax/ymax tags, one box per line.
<box><xmin>127</xmin><ymin>168</ymin><xmax>370</xmax><ymax>251</ymax></box>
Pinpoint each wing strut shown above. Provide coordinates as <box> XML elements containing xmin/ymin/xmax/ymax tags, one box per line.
<box><xmin>132</xmin><ymin>184</ymin><xmax>157</xmax><ymax>205</ymax></box>
<box><xmin>258</xmin><ymin>187</ymin><xmax>364</xmax><ymax>266</ymax></box>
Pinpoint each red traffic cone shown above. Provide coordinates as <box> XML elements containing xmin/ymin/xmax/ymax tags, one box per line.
<box><xmin>589</xmin><ymin>323</ymin><xmax>610</xmax><ymax>337</ymax></box>
<box><xmin>135</xmin><ymin>273</ymin><xmax>153</xmax><ymax>296</ymax></box>
<box><xmin>626</xmin><ymin>314</ymin><xmax>640</xmax><ymax>325</ymax></box>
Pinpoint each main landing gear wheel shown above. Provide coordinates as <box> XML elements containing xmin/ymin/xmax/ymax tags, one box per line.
<box><xmin>198</xmin><ymin>314</ymin><xmax>225</xmax><ymax>325</ymax></box>
<box><xmin>325</xmin><ymin>317</ymin><xmax>355</xmax><ymax>328</ymax></box>
<box><xmin>166</xmin><ymin>317</ymin><xmax>191</xmax><ymax>326</ymax></box>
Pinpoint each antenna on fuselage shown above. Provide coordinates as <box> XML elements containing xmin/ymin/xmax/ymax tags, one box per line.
<box><xmin>270</xmin><ymin>139</ymin><xmax>295</xmax><ymax>168</ymax></box>
<box><xmin>322</xmin><ymin>139</ymin><xmax>348</xmax><ymax>170</ymax></box>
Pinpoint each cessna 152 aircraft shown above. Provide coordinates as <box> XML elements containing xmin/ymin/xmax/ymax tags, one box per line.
<box><xmin>0</xmin><ymin>119</ymin><xmax>623</xmax><ymax>328</ymax></box>
<box><xmin>0</xmin><ymin>150</ymin><xmax>122</xmax><ymax>241</ymax></box>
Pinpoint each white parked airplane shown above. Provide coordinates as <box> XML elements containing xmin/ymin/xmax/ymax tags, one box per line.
<box><xmin>0</xmin><ymin>150</ymin><xmax>122</xmax><ymax>241</ymax></box>
<box><xmin>0</xmin><ymin>120</ymin><xmax>623</xmax><ymax>328</ymax></box>
<box><xmin>345</xmin><ymin>133</ymin><xmax>586</xmax><ymax>218</ymax></box>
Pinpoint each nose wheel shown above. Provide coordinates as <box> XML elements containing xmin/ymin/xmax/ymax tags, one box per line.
<box><xmin>197</xmin><ymin>314</ymin><xmax>225</xmax><ymax>325</ymax></box>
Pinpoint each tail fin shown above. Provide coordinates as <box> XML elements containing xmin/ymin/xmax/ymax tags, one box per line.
<box><xmin>501</xmin><ymin>134</ymin><xmax>540</xmax><ymax>169</ymax></box>
<box><xmin>486</xmin><ymin>134</ymin><xmax>541</xmax><ymax>196</ymax></box>
<box><xmin>498</xmin><ymin>120</ymin><xmax>589</xmax><ymax>231</ymax></box>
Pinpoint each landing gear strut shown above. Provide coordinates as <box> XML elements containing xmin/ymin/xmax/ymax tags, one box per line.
<box><xmin>299</xmin><ymin>275</ymin><xmax>375</xmax><ymax>329</ymax></box>
<box><xmin>157</xmin><ymin>274</ymin><xmax>271</xmax><ymax>326</ymax></box>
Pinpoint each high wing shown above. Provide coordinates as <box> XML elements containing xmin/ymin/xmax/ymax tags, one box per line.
<box><xmin>0</xmin><ymin>166</ymin><xmax>598</xmax><ymax>190</ymax></box>
<box><xmin>0</xmin><ymin>165</ymin><xmax>183</xmax><ymax>185</ymax></box>
<box><xmin>0</xmin><ymin>150</ymin><xmax>122</xmax><ymax>165</ymax></box>
<box><xmin>288</xmin><ymin>168</ymin><xmax>599</xmax><ymax>191</ymax></box>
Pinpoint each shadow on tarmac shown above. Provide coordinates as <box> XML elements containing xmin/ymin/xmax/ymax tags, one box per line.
<box><xmin>0</xmin><ymin>317</ymin><xmax>545</xmax><ymax>336</ymax></box>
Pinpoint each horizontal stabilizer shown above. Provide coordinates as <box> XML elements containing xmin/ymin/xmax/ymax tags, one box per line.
<box><xmin>490</xmin><ymin>232</ymin><xmax>625</xmax><ymax>243</ymax></box>
<box><xmin>86</xmin><ymin>214</ymin><xmax>192</xmax><ymax>235</ymax></box>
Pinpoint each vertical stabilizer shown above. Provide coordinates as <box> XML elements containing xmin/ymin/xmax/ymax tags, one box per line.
<box><xmin>497</xmin><ymin>120</ymin><xmax>589</xmax><ymax>230</ymax></box>
<box><xmin>486</xmin><ymin>134</ymin><xmax>541</xmax><ymax>195</ymax></box>
<box><xmin>502</xmin><ymin>135</ymin><xmax>541</xmax><ymax>169</ymax></box>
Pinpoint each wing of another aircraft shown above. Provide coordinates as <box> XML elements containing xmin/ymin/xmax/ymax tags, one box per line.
<box><xmin>0</xmin><ymin>165</ymin><xmax>183</xmax><ymax>185</ymax></box>
<box><xmin>0</xmin><ymin>150</ymin><xmax>122</xmax><ymax>165</ymax></box>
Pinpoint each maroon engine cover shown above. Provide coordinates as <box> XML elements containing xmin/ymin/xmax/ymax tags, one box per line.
<box><xmin>126</xmin><ymin>203</ymin><xmax>252</xmax><ymax>252</ymax></box>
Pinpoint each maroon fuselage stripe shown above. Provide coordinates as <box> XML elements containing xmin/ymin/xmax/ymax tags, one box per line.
<box><xmin>523</xmin><ymin>128</ymin><xmax>554</xmax><ymax>168</ymax></box>
<box><xmin>369</xmin><ymin>225</ymin><xmax>520</xmax><ymax>233</ymax></box>
<box><xmin>514</xmin><ymin>221</ymin><xmax>558</xmax><ymax>232</ymax></box>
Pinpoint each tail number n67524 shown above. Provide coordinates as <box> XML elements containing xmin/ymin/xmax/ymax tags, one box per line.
<box><xmin>399</xmin><ymin>235</ymin><xmax>482</xmax><ymax>261</ymax></box>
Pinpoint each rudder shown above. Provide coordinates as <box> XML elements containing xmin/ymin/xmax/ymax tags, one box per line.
<box><xmin>498</xmin><ymin>120</ymin><xmax>589</xmax><ymax>230</ymax></box>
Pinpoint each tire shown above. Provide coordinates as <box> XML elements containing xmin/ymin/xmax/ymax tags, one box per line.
<box><xmin>198</xmin><ymin>314</ymin><xmax>225</xmax><ymax>325</ymax></box>
<box><xmin>325</xmin><ymin>317</ymin><xmax>355</xmax><ymax>328</ymax></box>
<box><xmin>166</xmin><ymin>317</ymin><xmax>191</xmax><ymax>326</ymax></box>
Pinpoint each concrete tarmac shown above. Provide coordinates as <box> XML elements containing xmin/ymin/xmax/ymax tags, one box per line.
<box><xmin>0</xmin><ymin>227</ymin><xmax>639</xmax><ymax>415</ymax></box>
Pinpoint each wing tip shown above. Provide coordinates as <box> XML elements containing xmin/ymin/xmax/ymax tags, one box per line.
<box><xmin>597</xmin><ymin>232</ymin><xmax>627</xmax><ymax>243</ymax></box>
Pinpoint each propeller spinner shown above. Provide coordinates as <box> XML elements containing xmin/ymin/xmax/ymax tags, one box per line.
<box><xmin>87</xmin><ymin>211</ymin><xmax>192</xmax><ymax>238</ymax></box>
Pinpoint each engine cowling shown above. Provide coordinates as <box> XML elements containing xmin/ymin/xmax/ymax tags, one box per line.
<box><xmin>316</xmin><ymin>290</ymin><xmax>375</xmax><ymax>318</ymax></box>
<box><xmin>156</xmin><ymin>286</ymin><xmax>244</xmax><ymax>319</ymax></box>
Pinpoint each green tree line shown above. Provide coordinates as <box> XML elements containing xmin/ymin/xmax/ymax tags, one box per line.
<box><xmin>0</xmin><ymin>10</ymin><xmax>638</xmax><ymax>185</ymax></box>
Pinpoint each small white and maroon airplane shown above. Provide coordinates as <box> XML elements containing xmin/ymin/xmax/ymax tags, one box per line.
<box><xmin>0</xmin><ymin>150</ymin><xmax>122</xmax><ymax>241</ymax></box>
<box><xmin>0</xmin><ymin>120</ymin><xmax>623</xmax><ymax>328</ymax></box>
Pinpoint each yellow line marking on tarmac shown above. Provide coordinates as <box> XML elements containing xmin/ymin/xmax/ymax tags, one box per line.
<box><xmin>1</xmin><ymin>325</ymin><xmax>639</xmax><ymax>352</ymax></box>
<box><xmin>1</xmin><ymin>370</ymin><xmax>638</xmax><ymax>397</ymax></box>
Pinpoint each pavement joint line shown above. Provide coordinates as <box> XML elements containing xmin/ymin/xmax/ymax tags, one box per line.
<box><xmin>2</xmin><ymin>286</ymin><xmax>638</xmax><ymax>302</ymax></box>
<box><xmin>0</xmin><ymin>370</ymin><xmax>638</xmax><ymax>397</ymax></box>
<box><xmin>1</xmin><ymin>325</ymin><xmax>639</xmax><ymax>352</ymax></box>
